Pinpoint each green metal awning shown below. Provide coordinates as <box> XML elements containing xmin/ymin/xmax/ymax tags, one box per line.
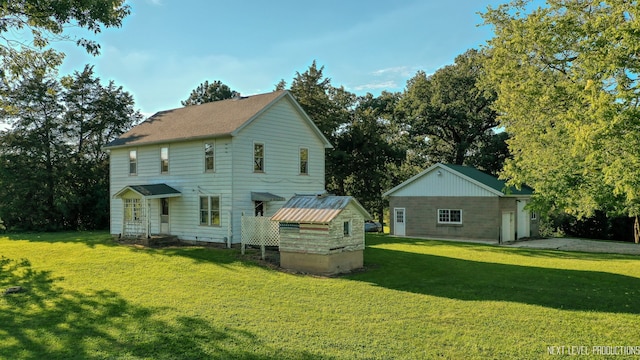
<box><xmin>113</xmin><ymin>184</ymin><xmax>182</xmax><ymax>199</ymax></box>
<box><xmin>251</xmin><ymin>191</ymin><xmax>285</xmax><ymax>202</ymax></box>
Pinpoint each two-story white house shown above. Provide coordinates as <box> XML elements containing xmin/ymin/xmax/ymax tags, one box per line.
<box><xmin>105</xmin><ymin>90</ymin><xmax>332</xmax><ymax>245</ymax></box>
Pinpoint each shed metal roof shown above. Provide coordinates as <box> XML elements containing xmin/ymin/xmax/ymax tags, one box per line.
<box><xmin>271</xmin><ymin>195</ymin><xmax>371</xmax><ymax>223</ymax></box>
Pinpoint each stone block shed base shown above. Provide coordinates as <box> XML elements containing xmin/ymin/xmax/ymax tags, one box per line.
<box><xmin>280</xmin><ymin>250</ymin><xmax>363</xmax><ymax>275</ymax></box>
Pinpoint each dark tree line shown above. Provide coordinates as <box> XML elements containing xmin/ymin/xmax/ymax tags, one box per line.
<box><xmin>0</xmin><ymin>65</ymin><xmax>141</xmax><ymax>230</ymax></box>
<box><xmin>0</xmin><ymin>0</ymin><xmax>134</xmax><ymax>231</ymax></box>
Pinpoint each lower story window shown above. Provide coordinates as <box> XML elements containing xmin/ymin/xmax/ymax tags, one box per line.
<box><xmin>200</xmin><ymin>196</ymin><xmax>220</xmax><ymax>226</ymax></box>
<box><xmin>124</xmin><ymin>198</ymin><xmax>142</xmax><ymax>222</ymax></box>
<box><xmin>438</xmin><ymin>209</ymin><xmax>462</xmax><ymax>224</ymax></box>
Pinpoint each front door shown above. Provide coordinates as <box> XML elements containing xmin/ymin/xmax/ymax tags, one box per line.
<box><xmin>501</xmin><ymin>211</ymin><xmax>515</xmax><ymax>242</ymax></box>
<box><xmin>160</xmin><ymin>198</ymin><xmax>170</xmax><ymax>234</ymax></box>
<box><xmin>394</xmin><ymin>208</ymin><xmax>406</xmax><ymax>236</ymax></box>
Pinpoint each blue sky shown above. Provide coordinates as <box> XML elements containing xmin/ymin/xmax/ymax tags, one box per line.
<box><xmin>54</xmin><ymin>0</ymin><xmax>509</xmax><ymax>117</ymax></box>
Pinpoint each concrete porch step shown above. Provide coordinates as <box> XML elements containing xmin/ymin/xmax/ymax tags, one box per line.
<box><xmin>147</xmin><ymin>235</ymin><xmax>180</xmax><ymax>247</ymax></box>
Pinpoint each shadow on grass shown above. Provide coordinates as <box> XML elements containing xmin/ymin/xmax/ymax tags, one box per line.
<box><xmin>0</xmin><ymin>256</ymin><xmax>326</xmax><ymax>360</ymax></box>
<box><xmin>349</xmin><ymin>246</ymin><xmax>640</xmax><ymax>314</ymax></box>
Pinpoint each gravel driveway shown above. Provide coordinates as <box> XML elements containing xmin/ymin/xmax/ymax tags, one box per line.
<box><xmin>503</xmin><ymin>238</ymin><xmax>640</xmax><ymax>255</ymax></box>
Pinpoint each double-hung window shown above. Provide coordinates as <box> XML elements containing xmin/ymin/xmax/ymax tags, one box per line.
<box><xmin>299</xmin><ymin>147</ymin><xmax>309</xmax><ymax>175</ymax></box>
<box><xmin>160</xmin><ymin>147</ymin><xmax>169</xmax><ymax>174</ymax></box>
<box><xmin>254</xmin><ymin>143</ymin><xmax>264</xmax><ymax>172</ymax></box>
<box><xmin>438</xmin><ymin>209</ymin><xmax>462</xmax><ymax>224</ymax></box>
<box><xmin>204</xmin><ymin>142</ymin><xmax>215</xmax><ymax>172</ymax></box>
<box><xmin>199</xmin><ymin>196</ymin><xmax>220</xmax><ymax>226</ymax></box>
<box><xmin>129</xmin><ymin>150</ymin><xmax>137</xmax><ymax>175</ymax></box>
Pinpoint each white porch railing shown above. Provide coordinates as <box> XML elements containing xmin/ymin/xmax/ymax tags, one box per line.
<box><xmin>241</xmin><ymin>216</ymin><xmax>279</xmax><ymax>259</ymax></box>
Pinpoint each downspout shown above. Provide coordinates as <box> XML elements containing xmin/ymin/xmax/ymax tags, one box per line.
<box><xmin>146</xmin><ymin>198</ymin><xmax>151</xmax><ymax>239</ymax></box>
<box><xmin>227</xmin><ymin>210</ymin><xmax>232</xmax><ymax>248</ymax></box>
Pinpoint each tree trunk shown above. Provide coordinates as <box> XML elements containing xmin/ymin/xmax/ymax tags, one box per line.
<box><xmin>634</xmin><ymin>216</ymin><xmax>639</xmax><ymax>244</ymax></box>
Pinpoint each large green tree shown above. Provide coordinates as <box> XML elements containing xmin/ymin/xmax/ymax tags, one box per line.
<box><xmin>0</xmin><ymin>65</ymin><xmax>65</xmax><ymax>229</ymax></box>
<box><xmin>0</xmin><ymin>0</ymin><xmax>130</xmax><ymax>79</ymax></box>
<box><xmin>283</xmin><ymin>61</ymin><xmax>354</xmax><ymax>140</ymax></box>
<box><xmin>334</xmin><ymin>92</ymin><xmax>405</xmax><ymax>222</ymax></box>
<box><xmin>0</xmin><ymin>65</ymin><xmax>141</xmax><ymax>230</ymax></box>
<box><xmin>482</xmin><ymin>0</ymin><xmax>640</xmax><ymax>228</ymax></box>
<box><xmin>60</xmin><ymin>65</ymin><xmax>142</xmax><ymax>228</ymax></box>
<box><xmin>397</xmin><ymin>49</ymin><xmax>504</xmax><ymax>172</ymax></box>
<box><xmin>181</xmin><ymin>80</ymin><xmax>239</xmax><ymax>106</ymax></box>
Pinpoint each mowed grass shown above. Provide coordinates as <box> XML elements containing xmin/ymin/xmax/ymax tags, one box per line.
<box><xmin>1</xmin><ymin>232</ymin><xmax>640</xmax><ymax>359</ymax></box>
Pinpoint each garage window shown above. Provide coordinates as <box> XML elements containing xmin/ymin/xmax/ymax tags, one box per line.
<box><xmin>438</xmin><ymin>209</ymin><xmax>462</xmax><ymax>224</ymax></box>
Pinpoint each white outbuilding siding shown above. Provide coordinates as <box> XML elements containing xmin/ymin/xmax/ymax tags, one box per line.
<box><xmin>389</xmin><ymin>166</ymin><xmax>497</xmax><ymax>197</ymax></box>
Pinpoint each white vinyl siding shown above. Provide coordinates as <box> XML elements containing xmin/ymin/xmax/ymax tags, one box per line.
<box><xmin>109</xmin><ymin>139</ymin><xmax>233</xmax><ymax>240</ymax></box>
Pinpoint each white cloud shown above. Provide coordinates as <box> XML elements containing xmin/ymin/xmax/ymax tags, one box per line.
<box><xmin>353</xmin><ymin>81</ymin><xmax>398</xmax><ymax>92</ymax></box>
<box><xmin>372</xmin><ymin>66</ymin><xmax>414</xmax><ymax>77</ymax></box>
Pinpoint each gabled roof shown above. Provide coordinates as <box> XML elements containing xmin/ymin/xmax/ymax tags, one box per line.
<box><xmin>271</xmin><ymin>195</ymin><xmax>372</xmax><ymax>223</ymax></box>
<box><xmin>113</xmin><ymin>184</ymin><xmax>181</xmax><ymax>199</ymax></box>
<box><xmin>383</xmin><ymin>163</ymin><xmax>533</xmax><ymax>197</ymax></box>
<box><xmin>105</xmin><ymin>91</ymin><xmax>332</xmax><ymax>149</ymax></box>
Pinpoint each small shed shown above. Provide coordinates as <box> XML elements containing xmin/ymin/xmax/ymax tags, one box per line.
<box><xmin>271</xmin><ymin>194</ymin><xmax>371</xmax><ymax>275</ymax></box>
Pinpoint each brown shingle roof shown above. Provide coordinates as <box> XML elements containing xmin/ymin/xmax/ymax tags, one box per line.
<box><xmin>106</xmin><ymin>91</ymin><xmax>295</xmax><ymax>148</ymax></box>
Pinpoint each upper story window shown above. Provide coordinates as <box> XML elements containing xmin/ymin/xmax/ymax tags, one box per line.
<box><xmin>160</xmin><ymin>147</ymin><xmax>169</xmax><ymax>174</ymax></box>
<box><xmin>254</xmin><ymin>143</ymin><xmax>264</xmax><ymax>172</ymax></box>
<box><xmin>438</xmin><ymin>209</ymin><xmax>462</xmax><ymax>224</ymax></box>
<box><xmin>204</xmin><ymin>142</ymin><xmax>215</xmax><ymax>172</ymax></box>
<box><xmin>299</xmin><ymin>147</ymin><xmax>309</xmax><ymax>175</ymax></box>
<box><xmin>129</xmin><ymin>150</ymin><xmax>137</xmax><ymax>175</ymax></box>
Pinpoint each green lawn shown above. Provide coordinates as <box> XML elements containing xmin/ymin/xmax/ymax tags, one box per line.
<box><xmin>1</xmin><ymin>232</ymin><xmax>640</xmax><ymax>359</ymax></box>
